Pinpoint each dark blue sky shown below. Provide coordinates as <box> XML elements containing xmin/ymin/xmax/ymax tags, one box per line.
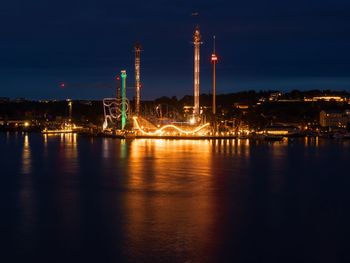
<box><xmin>0</xmin><ymin>0</ymin><xmax>349</xmax><ymax>100</ymax></box>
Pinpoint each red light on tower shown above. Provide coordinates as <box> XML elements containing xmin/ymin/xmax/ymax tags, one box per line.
<box><xmin>211</xmin><ymin>54</ymin><xmax>218</xmax><ymax>62</ymax></box>
<box><xmin>60</xmin><ymin>83</ymin><xmax>65</xmax><ymax>88</ymax></box>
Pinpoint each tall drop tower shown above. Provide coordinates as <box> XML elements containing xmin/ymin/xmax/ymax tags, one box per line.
<box><xmin>134</xmin><ymin>43</ymin><xmax>142</xmax><ymax>115</ymax></box>
<box><xmin>211</xmin><ymin>36</ymin><xmax>218</xmax><ymax>115</ymax></box>
<box><xmin>193</xmin><ymin>26</ymin><xmax>202</xmax><ymax>116</ymax></box>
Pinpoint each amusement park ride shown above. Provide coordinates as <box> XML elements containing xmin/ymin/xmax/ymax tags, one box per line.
<box><xmin>102</xmin><ymin>26</ymin><xmax>218</xmax><ymax>138</ymax></box>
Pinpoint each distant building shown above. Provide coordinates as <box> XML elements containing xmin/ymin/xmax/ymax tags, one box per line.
<box><xmin>305</xmin><ymin>96</ymin><xmax>345</xmax><ymax>102</ymax></box>
<box><xmin>263</xmin><ymin>125</ymin><xmax>300</xmax><ymax>136</ymax></box>
<box><xmin>268</xmin><ymin>92</ymin><xmax>282</xmax><ymax>101</ymax></box>
<box><xmin>320</xmin><ymin>110</ymin><xmax>350</xmax><ymax>128</ymax></box>
<box><xmin>234</xmin><ymin>103</ymin><xmax>249</xmax><ymax>109</ymax></box>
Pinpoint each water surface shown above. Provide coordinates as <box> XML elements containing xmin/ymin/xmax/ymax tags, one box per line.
<box><xmin>0</xmin><ymin>133</ymin><xmax>349</xmax><ymax>263</ymax></box>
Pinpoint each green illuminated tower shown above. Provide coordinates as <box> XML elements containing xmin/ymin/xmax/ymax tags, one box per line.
<box><xmin>121</xmin><ymin>70</ymin><xmax>127</xmax><ymax>130</ymax></box>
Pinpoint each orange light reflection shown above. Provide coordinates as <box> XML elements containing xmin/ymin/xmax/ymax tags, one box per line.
<box><xmin>124</xmin><ymin>139</ymin><xmax>214</xmax><ymax>260</ymax></box>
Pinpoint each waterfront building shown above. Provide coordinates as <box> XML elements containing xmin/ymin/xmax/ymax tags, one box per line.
<box><xmin>305</xmin><ymin>96</ymin><xmax>346</xmax><ymax>102</ymax></box>
<box><xmin>320</xmin><ymin>110</ymin><xmax>350</xmax><ymax>128</ymax></box>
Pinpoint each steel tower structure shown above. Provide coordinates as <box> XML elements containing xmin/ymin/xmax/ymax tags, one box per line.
<box><xmin>116</xmin><ymin>76</ymin><xmax>121</xmax><ymax>100</ymax></box>
<box><xmin>193</xmin><ymin>26</ymin><xmax>202</xmax><ymax>116</ymax></box>
<box><xmin>121</xmin><ymin>70</ymin><xmax>127</xmax><ymax>130</ymax></box>
<box><xmin>211</xmin><ymin>36</ymin><xmax>218</xmax><ymax>115</ymax></box>
<box><xmin>134</xmin><ymin>43</ymin><xmax>142</xmax><ymax>115</ymax></box>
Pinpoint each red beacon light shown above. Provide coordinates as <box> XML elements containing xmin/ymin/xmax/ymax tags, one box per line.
<box><xmin>211</xmin><ymin>54</ymin><xmax>218</xmax><ymax>62</ymax></box>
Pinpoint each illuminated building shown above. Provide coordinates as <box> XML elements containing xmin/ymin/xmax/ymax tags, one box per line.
<box><xmin>320</xmin><ymin>110</ymin><xmax>350</xmax><ymax>128</ymax></box>
<box><xmin>234</xmin><ymin>103</ymin><xmax>249</xmax><ymax>109</ymax></box>
<box><xmin>306</xmin><ymin>96</ymin><xmax>346</xmax><ymax>102</ymax></box>
<box><xmin>193</xmin><ymin>26</ymin><xmax>202</xmax><ymax>116</ymax></box>
<box><xmin>262</xmin><ymin>125</ymin><xmax>300</xmax><ymax>136</ymax></box>
<box><xmin>268</xmin><ymin>92</ymin><xmax>282</xmax><ymax>101</ymax></box>
<box><xmin>134</xmin><ymin>43</ymin><xmax>142</xmax><ymax>115</ymax></box>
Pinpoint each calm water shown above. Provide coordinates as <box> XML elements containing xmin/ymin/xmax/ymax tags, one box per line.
<box><xmin>0</xmin><ymin>133</ymin><xmax>350</xmax><ymax>263</ymax></box>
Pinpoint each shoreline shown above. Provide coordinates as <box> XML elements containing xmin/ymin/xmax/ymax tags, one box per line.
<box><xmin>2</xmin><ymin>130</ymin><xmax>350</xmax><ymax>141</ymax></box>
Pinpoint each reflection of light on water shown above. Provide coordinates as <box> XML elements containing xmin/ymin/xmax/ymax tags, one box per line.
<box><xmin>270</xmin><ymin>141</ymin><xmax>287</xmax><ymax>176</ymax></box>
<box><xmin>73</xmin><ymin>133</ymin><xmax>77</xmax><ymax>145</ymax></box>
<box><xmin>19</xmin><ymin>135</ymin><xmax>35</xmax><ymax>235</ymax></box>
<box><xmin>21</xmin><ymin>134</ymin><xmax>31</xmax><ymax>174</ymax></box>
<box><xmin>129</xmin><ymin>139</ymin><xmax>213</xmax><ymax>191</ymax></box>
<box><xmin>120</xmin><ymin>139</ymin><xmax>127</xmax><ymax>159</ymax></box>
<box><xmin>303</xmin><ymin>136</ymin><xmax>320</xmax><ymax>148</ymax></box>
<box><xmin>125</xmin><ymin>139</ymin><xmax>214</xmax><ymax>261</ymax></box>
<box><xmin>43</xmin><ymin>134</ymin><xmax>48</xmax><ymax>157</ymax></box>
<box><xmin>271</xmin><ymin>140</ymin><xmax>286</xmax><ymax>158</ymax></box>
<box><xmin>268</xmin><ymin>140</ymin><xmax>289</xmax><ymax>193</ymax></box>
<box><xmin>68</xmin><ymin>133</ymin><xmax>78</xmax><ymax>172</ymax></box>
<box><xmin>102</xmin><ymin>138</ymin><xmax>109</xmax><ymax>159</ymax></box>
<box><xmin>211</xmin><ymin>139</ymin><xmax>250</xmax><ymax>157</ymax></box>
<box><xmin>102</xmin><ymin>138</ymin><xmax>128</xmax><ymax>160</ymax></box>
<box><xmin>58</xmin><ymin>133</ymin><xmax>78</xmax><ymax>173</ymax></box>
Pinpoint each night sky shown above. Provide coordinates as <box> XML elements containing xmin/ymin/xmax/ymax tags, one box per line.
<box><xmin>1</xmin><ymin>0</ymin><xmax>350</xmax><ymax>100</ymax></box>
